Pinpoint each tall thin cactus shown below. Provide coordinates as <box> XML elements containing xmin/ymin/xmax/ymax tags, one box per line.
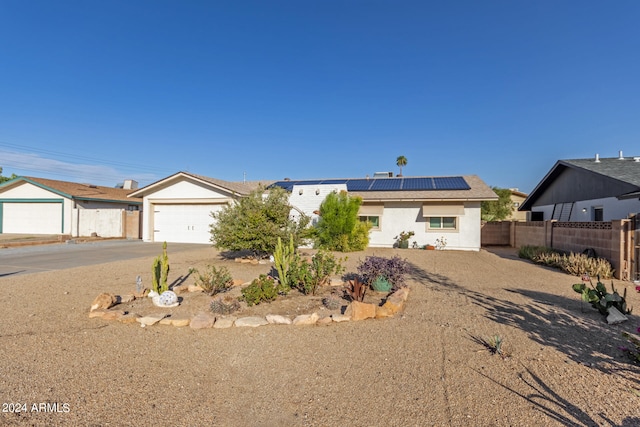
<box><xmin>274</xmin><ymin>234</ymin><xmax>295</xmax><ymax>288</ymax></box>
<box><xmin>151</xmin><ymin>241</ymin><xmax>170</xmax><ymax>294</ymax></box>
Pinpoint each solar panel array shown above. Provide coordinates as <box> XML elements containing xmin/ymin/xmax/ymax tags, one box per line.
<box><xmin>270</xmin><ymin>176</ymin><xmax>470</xmax><ymax>192</ymax></box>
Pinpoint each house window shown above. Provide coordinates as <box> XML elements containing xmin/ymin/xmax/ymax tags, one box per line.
<box><xmin>359</xmin><ymin>216</ymin><xmax>380</xmax><ymax>230</ymax></box>
<box><xmin>593</xmin><ymin>207</ymin><xmax>603</xmax><ymax>222</ymax></box>
<box><xmin>428</xmin><ymin>216</ymin><xmax>456</xmax><ymax>230</ymax></box>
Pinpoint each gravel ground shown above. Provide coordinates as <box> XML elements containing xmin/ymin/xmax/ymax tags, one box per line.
<box><xmin>1</xmin><ymin>245</ymin><xmax>639</xmax><ymax>426</ymax></box>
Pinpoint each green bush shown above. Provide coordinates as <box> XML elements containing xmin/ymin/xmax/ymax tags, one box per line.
<box><xmin>210</xmin><ymin>186</ymin><xmax>311</xmax><ymax>258</ymax></box>
<box><xmin>518</xmin><ymin>245</ymin><xmax>554</xmax><ymax>260</ymax></box>
<box><xmin>190</xmin><ymin>265</ymin><xmax>233</xmax><ymax>296</ymax></box>
<box><xmin>314</xmin><ymin>191</ymin><xmax>371</xmax><ymax>252</ymax></box>
<box><xmin>289</xmin><ymin>250</ymin><xmax>345</xmax><ymax>295</ymax></box>
<box><xmin>241</xmin><ymin>274</ymin><xmax>289</xmax><ymax>306</ymax></box>
<box><xmin>519</xmin><ymin>245</ymin><xmax>614</xmax><ymax>279</ymax></box>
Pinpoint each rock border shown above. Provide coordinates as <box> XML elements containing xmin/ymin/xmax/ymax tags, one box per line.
<box><xmin>88</xmin><ymin>287</ymin><xmax>410</xmax><ymax>330</ymax></box>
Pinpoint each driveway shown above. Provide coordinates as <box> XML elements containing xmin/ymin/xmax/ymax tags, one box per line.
<box><xmin>0</xmin><ymin>240</ymin><xmax>209</xmax><ymax>277</ymax></box>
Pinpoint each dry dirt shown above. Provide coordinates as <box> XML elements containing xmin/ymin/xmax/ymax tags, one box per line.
<box><xmin>1</xmin><ymin>245</ymin><xmax>639</xmax><ymax>426</ymax></box>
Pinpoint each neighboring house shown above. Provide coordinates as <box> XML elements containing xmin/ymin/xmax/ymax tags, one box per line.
<box><xmin>272</xmin><ymin>174</ymin><xmax>497</xmax><ymax>251</ymax></box>
<box><xmin>127</xmin><ymin>172</ymin><xmax>270</xmax><ymax>244</ymax></box>
<box><xmin>507</xmin><ymin>189</ymin><xmax>528</xmax><ymax>221</ymax></box>
<box><xmin>0</xmin><ymin>176</ymin><xmax>142</xmax><ymax>237</ymax></box>
<box><xmin>519</xmin><ymin>153</ymin><xmax>640</xmax><ymax>221</ymax></box>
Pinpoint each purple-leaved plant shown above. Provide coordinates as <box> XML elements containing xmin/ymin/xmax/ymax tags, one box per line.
<box><xmin>357</xmin><ymin>255</ymin><xmax>409</xmax><ymax>290</ymax></box>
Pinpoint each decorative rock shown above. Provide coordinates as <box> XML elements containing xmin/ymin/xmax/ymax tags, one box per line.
<box><xmin>174</xmin><ymin>285</ymin><xmax>190</xmax><ymax>294</ymax></box>
<box><xmin>170</xmin><ymin>317</ymin><xmax>191</xmax><ymax>327</ymax></box>
<box><xmin>132</xmin><ymin>288</ymin><xmax>149</xmax><ymax>299</ymax></box>
<box><xmin>344</xmin><ymin>301</ymin><xmax>376</xmax><ymax>321</ymax></box>
<box><xmin>136</xmin><ymin>314</ymin><xmax>166</xmax><ymax>326</ymax></box>
<box><xmin>213</xmin><ymin>317</ymin><xmax>236</xmax><ymax>329</ymax></box>
<box><xmin>159</xmin><ymin>290</ymin><xmax>178</xmax><ymax>306</ymax></box>
<box><xmin>190</xmin><ymin>313</ymin><xmax>216</xmax><ymax>329</ymax></box>
<box><xmin>100</xmin><ymin>310</ymin><xmax>127</xmax><ymax>321</ymax></box>
<box><xmin>118</xmin><ymin>313</ymin><xmax>141</xmax><ymax>324</ymax></box>
<box><xmin>292</xmin><ymin>313</ymin><xmax>319</xmax><ymax>326</ymax></box>
<box><xmin>235</xmin><ymin>316</ymin><xmax>269</xmax><ymax>327</ymax></box>
<box><xmin>317</xmin><ymin>316</ymin><xmax>333</xmax><ymax>325</ymax></box>
<box><xmin>392</xmin><ymin>287</ymin><xmax>410</xmax><ymax>301</ymax></box>
<box><xmin>266</xmin><ymin>314</ymin><xmax>292</xmax><ymax>325</ymax></box>
<box><xmin>91</xmin><ymin>293</ymin><xmax>117</xmax><ymax>311</ymax></box>
<box><xmin>118</xmin><ymin>294</ymin><xmax>136</xmax><ymax>304</ymax></box>
<box><xmin>235</xmin><ymin>257</ymin><xmax>243</xmax><ymax>263</ymax></box>
<box><xmin>159</xmin><ymin>317</ymin><xmax>173</xmax><ymax>325</ymax></box>
<box><xmin>376</xmin><ymin>292</ymin><xmax>406</xmax><ymax>318</ymax></box>
<box><xmin>606</xmin><ymin>307</ymin><xmax>628</xmax><ymax>325</ymax></box>
<box><xmin>331</xmin><ymin>314</ymin><xmax>351</xmax><ymax>322</ymax></box>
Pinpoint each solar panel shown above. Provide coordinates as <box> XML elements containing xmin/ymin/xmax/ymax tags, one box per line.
<box><xmin>346</xmin><ymin>179</ymin><xmax>374</xmax><ymax>191</ymax></box>
<box><xmin>270</xmin><ymin>181</ymin><xmax>297</xmax><ymax>191</ymax></box>
<box><xmin>433</xmin><ymin>177</ymin><xmax>470</xmax><ymax>190</ymax></box>
<box><xmin>369</xmin><ymin>179</ymin><xmax>402</xmax><ymax>191</ymax></box>
<box><xmin>401</xmin><ymin>177</ymin><xmax>435</xmax><ymax>190</ymax></box>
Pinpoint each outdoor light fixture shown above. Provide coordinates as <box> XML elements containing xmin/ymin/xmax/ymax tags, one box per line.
<box><xmin>582</xmin><ymin>208</ymin><xmax>587</xmax><ymax>213</ymax></box>
<box><xmin>316</xmin><ymin>189</ymin><xmax>320</xmax><ymax>195</ymax></box>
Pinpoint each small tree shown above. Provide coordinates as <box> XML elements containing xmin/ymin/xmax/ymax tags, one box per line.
<box><xmin>0</xmin><ymin>167</ymin><xmax>17</xmax><ymax>183</ymax></box>
<box><xmin>314</xmin><ymin>191</ymin><xmax>371</xmax><ymax>252</ymax></box>
<box><xmin>210</xmin><ymin>186</ymin><xmax>310</xmax><ymax>257</ymax></box>
<box><xmin>481</xmin><ymin>187</ymin><xmax>514</xmax><ymax>221</ymax></box>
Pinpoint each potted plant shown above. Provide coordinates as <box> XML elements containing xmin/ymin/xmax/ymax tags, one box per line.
<box><xmin>395</xmin><ymin>231</ymin><xmax>414</xmax><ymax>249</ymax></box>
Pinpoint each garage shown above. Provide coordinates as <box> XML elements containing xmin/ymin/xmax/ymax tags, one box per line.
<box><xmin>152</xmin><ymin>203</ymin><xmax>224</xmax><ymax>244</ymax></box>
<box><xmin>1</xmin><ymin>201</ymin><xmax>63</xmax><ymax>234</ymax></box>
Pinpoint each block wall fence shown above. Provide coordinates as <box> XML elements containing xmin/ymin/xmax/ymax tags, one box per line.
<box><xmin>481</xmin><ymin>220</ymin><xmax>633</xmax><ymax>280</ymax></box>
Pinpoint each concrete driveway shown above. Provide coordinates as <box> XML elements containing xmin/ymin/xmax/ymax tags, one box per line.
<box><xmin>0</xmin><ymin>240</ymin><xmax>209</xmax><ymax>277</ymax></box>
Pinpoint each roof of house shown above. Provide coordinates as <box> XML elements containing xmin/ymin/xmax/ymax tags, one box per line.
<box><xmin>127</xmin><ymin>171</ymin><xmax>274</xmax><ymax>198</ymax></box>
<box><xmin>0</xmin><ymin>176</ymin><xmax>142</xmax><ymax>203</ymax></box>
<box><xmin>520</xmin><ymin>155</ymin><xmax>640</xmax><ymax>211</ymax></box>
<box><xmin>271</xmin><ymin>175</ymin><xmax>497</xmax><ymax>202</ymax></box>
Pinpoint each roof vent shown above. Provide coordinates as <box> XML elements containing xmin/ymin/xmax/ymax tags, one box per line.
<box><xmin>373</xmin><ymin>172</ymin><xmax>393</xmax><ymax>178</ymax></box>
<box><xmin>619</xmin><ymin>150</ymin><xmax>624</xmax><ymax>160</ymax></box>
<box><xmin>595</xmin><ymin>153</ymin><xmax>600</xmax><ymax>163</ymax></box>
<box><xmin>634</xmin><ymin>157</ymin><xmax>640</xmax><ymax>162</ymax></box>
<box><xmin>123</xmin><ymin>179</ymin><xmax>138</xmax><ymax>190</ymax></box>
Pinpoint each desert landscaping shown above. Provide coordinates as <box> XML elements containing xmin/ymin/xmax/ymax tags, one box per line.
<box><xmin>1</xmin><ymin>244</ymin><xmax>639</xmax><ymax>426</ymax></box>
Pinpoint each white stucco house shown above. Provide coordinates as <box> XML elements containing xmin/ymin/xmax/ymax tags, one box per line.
<box><xmin>273</xmin><ymin>175</ymin><xmax>497</xmax><ymax>251</ymax></box>
<box><xmin>0</xmin><ymin>176</ymin><xmax>142</xmax><ymax>237</ymax></box>
<box><xmin>130</xmin><ymin>171</ymin><xmax>497</xmax><ymax>251</ymax></box>
<box><xmin>519</xmin><ymin>153</ymin><xmax>640</xmax><ymax>221</ymax></box>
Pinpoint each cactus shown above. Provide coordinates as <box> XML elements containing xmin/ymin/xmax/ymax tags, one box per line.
<box><xmin>322</xmin><ymin>293</ymin><xmax>342</xmax><ymax>310</ymax></box>
<box><xmin>273</xmin><ymin>234</ymin><xmax>295</xmax><ymax>289</ymax></box>
<box><xmin>151</xmin><ymin>242</ymin><xmax>170</xmax><ymax>294</ymax></box>
<box><xmin>210</xmin><ymin>295</ymin><xmax>241</xmax><ymax>315</ymax></box>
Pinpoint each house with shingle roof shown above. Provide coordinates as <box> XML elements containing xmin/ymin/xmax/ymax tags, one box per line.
<box><xmin>519</xmin><ymin>152</ymin><xmax>640</xmax><ymax>221</ymax></box>
<box><xmin>129</xmin><ymin>171</ymin><xmax>497</xmax><ymax>250</ymax></box>
<box><xmin>0</xmin><ymin>176</ymin><xmax>142</xmax><ymax>236</ymax></box>
<box><xmin>271</xmin><ymin>174</ymin><xmax>497</xmax><ymax>250</ymax></box>
<box><xmin>127</xmin><ymin>171</ymin><xmax>273</xmax><ymax>244</ymax></box>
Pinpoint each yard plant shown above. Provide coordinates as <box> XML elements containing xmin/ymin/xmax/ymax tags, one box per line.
<box><xmin>314</xmin><ymin>190</ymin><xmax>370</xmax><ymax>252</ymax></box>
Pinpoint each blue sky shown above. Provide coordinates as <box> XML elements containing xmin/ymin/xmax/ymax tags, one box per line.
<box><xmin>1</xmin><ymin>1</ymin><xmax>639</xmax><ymax>192</ymax></box>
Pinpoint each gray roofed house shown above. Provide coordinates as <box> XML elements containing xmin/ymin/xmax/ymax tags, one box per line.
<box><xmin>519</xmin><ymin>153</ymin><xmax>640</xmax><ymax>222</ymax></box>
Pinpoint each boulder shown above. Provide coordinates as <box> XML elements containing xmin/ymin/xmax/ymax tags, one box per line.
<box><xmin>136</xmin><ymin>314</ymin><xmax>166</xmax><ymax>326</ymax></box>
<box><xmin>292</xmin><ymin>313</ymin><xmax>319</xmax><ymax>326</ymax></box>
<box><xmin>188</xmin><ymin>284</ymin><xmax>204</xmax><ymax>293</ymax></box>
<box><xmin>266</xmin><ymin>314</ymin><xmax>292</xmax><ymax>325</ymax></box>
<box><xmin>606</xmin><ymin>307</ymin><xmax>628</xmax><ymax>325</ymax></box>
<box><xmin>317</xmin><ymin>316</ymin><xmax>333</xmax><ymax>325</ymax></box>
<box><xmin>90</xmin><ymin>293</ymin><xmax>117</xmax><ymax>311</ymax></box>
<box><xmin>344</xmin><ymin>301</ymin><xmax>376</xmax><ymax>321</ymax></box>
<box><xmin>118</xmin><ymin>313</ymin><xmax>141</xmax><ymax>324</ymax></box>
<box><xmin>331</xmin><ymin>314</ymin><xmax>351</xmax><ymax>323</ymax></box>
<box><xmin>170</xmin><ymin>316</ymin><xmax>191</xmax><ymax>327</ymax></box>
<box><xmin>376</xmin><ymin>293</ymin><xmax>406</xmax><ymax>318</ymax></box>
<box><xmin>213</xmin><ymin>317</ymin><xmax>236</xmax><ymax>329</ymax></box>
<box><xmin>117</xmin><ymin>294</ymin><xmax>136</xmax><ymax>304</ymax></box>
<box><xmin>235</xmin><ymin>316</ymin><xmax>269</xmax><ymax>327</ymax></box>
<box><xmin>190</xmin><ymin>313</ymin><xmax>216</xmax><ymax>329</ymax></box>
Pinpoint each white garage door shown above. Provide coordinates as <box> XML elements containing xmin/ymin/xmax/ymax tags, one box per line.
<box><xmin>2</xmin><ymin>202</ymin><xmax>63</xmax><ymax>234</ymax></box>
<box><xmin>153</xmin><ymin>204</ymin><xmax>223</xmax><ymax>244</ymax></box>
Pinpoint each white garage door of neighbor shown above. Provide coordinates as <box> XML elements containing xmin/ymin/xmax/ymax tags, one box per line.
<box><xmin>2</xmin><ymin>202</ymin><xmax>63</xmax><ymax>234</ymax></box>
<box><xmin>153</xmin><ymin>204</ymin><xmax>222</xmax><ymax>244</ymax></box>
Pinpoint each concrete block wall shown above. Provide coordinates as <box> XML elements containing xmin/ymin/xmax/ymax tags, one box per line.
<box><xmin>481</xmin><ymin>221</ymin><xmax>511</xmax><ymax>245</ymax></box>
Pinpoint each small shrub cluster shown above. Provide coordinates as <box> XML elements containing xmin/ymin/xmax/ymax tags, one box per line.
<box><xmin>190</xmin><ymin>265</ymin><xmax>233</xmax><ymax>296</ymax></box>
<box><xmin>210</xmin><ymin>295</ymin><xmax>241</xmax><ymax>315</ymax></box>
<box><xmin>620</xmin><ymin>327</ymin><xmax>640</xmax><ymax>365</ymax></box>
<box><xmin>288</xmin><ymin>250</ymin><xmax>345</xmax><ymax>295</ymax></box>
<box><xmin>322</xmin><ymin>292</ymin><xmax>343</xmax><ymax>310</ymax></box>
<box><xmin>519</xmin><ymin>245</ymin><xmax>614</xmax><ymax>279</ymax></box>
<box><xmin>357</xmin><ymin>255</ymin><xmax>409</xmax><ymax>290</ymax></box>
<box><xmin>241</xmin><ymin>274</ymin><xmax>289</xmax><ymax>306</ymax></box>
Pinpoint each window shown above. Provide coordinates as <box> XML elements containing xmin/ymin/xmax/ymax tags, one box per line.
<box><xmin>593</xmin><ymin>207</ymin><xmax>603</xmax><ymax>222</ymax></box>
<box><xmin>359</xmin><ymin>215</ymin><xmax>380</xmax><ymax>230</ymax></box>
<box><xmin>428</xmin><ymin>216</ymin><xmax>456</xmax><ymax>230</ymax></box>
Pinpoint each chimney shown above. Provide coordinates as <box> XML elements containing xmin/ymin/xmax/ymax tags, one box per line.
<box><xmin>595</xmin><ymin>154</ymin><xmax>600</xmax><ymax>163</ymax></box>
<box><xmin>123</xmin><ymin>179</ymin><xmax>138</xmax><ymax>190</ymax></box>
<box><xmin>618</xmin><ymin>150</ymin><xmax>624</xmax><ymax>160</ymax></box>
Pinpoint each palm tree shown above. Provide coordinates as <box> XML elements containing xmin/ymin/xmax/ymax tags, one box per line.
<box><xmin>396</xmin><ymin>156</ymin><xmax>407</xmax><ymax>177</ymax></box>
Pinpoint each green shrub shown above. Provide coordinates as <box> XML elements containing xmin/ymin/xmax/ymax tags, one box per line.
<box><xmin>273</xmin><ymin>235</ymin><xmax>296</xmax><ymax>289</ymax></box>
<box><xmin>572</xmin><ymin>277</ymin><xmax>631</xmax><ymax>316</ymax></box>
<box><xmin>241</xmin><ymin>274</ymin><xmax>289</xmax><ymax>306</ymax></box>
<box><xmin>518</xmin><ymin>245</ymin><xmax>554</xmax><ymax>260</ymax></box>
<box><xmin>519</xmin><ymin>245</ymin><xmax>614</xmax><ymax>279</ymax></box>
<box><xmin>314</xmin><ymin>191</ymin><xmax>371</xmax><ymax>252</ymax></box>
<box><xmin>190</xmin><ymin>265</ymin><xmax>233</xmax><ymax>296</ymax></box>
<box><xmin>289</xmin><ymin>250</ymin><xmax>345</xmax><ymax>295</ymax></box>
